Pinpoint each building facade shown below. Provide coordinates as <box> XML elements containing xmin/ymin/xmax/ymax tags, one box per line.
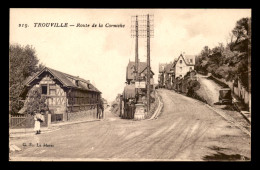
<box><xmin>174</xmin><ymin>54</ymin><xmax>195</xmax><ymax>79</ymax></box>
<box><xmin>20</xmin><ymin>67</ymin><xmax>102</xmax><ymax>121</ymax></box>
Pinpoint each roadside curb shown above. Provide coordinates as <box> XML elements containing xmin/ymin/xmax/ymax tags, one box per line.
<box><xmin>9</xmin><ymin>119</ymin><xmax>101</xmax><ymax>137</ymax></box>
<box><xmin>233</xmin><ymin>102</ymin><xmax>251</xmax><ymax>124</ymax></box>
<box><xmin>50</xmin><ymin>119</ymin><xmax>101</xmax><ymax>127</ymax></box>
<box><xmin>149</xmin><ymin>90</ymin><xmax>163</xmax><ymax>120</ymax></box>
<box><xmin>205</xmin><ymin>104</ymin><xmax>251</xmax><ymax>137</ymax></box>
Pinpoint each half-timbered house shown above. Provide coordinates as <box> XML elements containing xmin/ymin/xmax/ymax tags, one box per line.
<box><xmin>19</xmin><ymin>67</ymin><xmax>102</xmax><ymax>121</ymax></box>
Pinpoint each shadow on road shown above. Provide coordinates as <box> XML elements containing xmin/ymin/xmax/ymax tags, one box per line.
<box><xmin>203</xmin><ymin>145</ymin><xmax>249</xmax><ymax>161</ymax></box>
<box><xmin>202</xmin><ymin>151</ymin><xmax>250</xmax><ymax>161</ymax></box>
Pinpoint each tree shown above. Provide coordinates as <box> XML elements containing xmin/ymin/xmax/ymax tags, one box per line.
<box><xmin>9</xmin><ymin>44</ymin><xmax>44</xmax><ymax>115</ymax></box>
<box><xmin>232</xmin><ymin>18</ymin><xmax>249</xmax><ymax>40</ymax></box>
<box><xmin>25</xmin><ymin>87</ymin><xmax>47</xmax><ymax>115</ymax></box>
<box><xmin>194</xmin><ymin>17</ymin><xmax>251</xmax><ymax>90</ymax></box>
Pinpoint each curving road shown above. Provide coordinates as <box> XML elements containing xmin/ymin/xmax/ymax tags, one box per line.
<box><xmin>10</xmin><ymin>89</ymin><xmax>251</xmax><ymax>161</ymax></box>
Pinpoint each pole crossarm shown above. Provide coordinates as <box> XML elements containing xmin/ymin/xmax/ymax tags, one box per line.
<box><xmin>131</xmin><ymin>15</ymin><xmax>154</xmax><ymax>38</ymax></box>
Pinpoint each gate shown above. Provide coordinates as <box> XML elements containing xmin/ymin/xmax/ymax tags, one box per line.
<box><xmin>9</xmin><ymin>114</ymin><xmax>48</xmax><ymax>128</ymax></box>
<box><xmin>9</xmin><ymin>114</ymin><xmax>35</xmax><ymax>129</ymax></box>
<box><xmin>10</xmin><ymin>115</ymin><xmax>27</xmax><ymax>128</ymax></box>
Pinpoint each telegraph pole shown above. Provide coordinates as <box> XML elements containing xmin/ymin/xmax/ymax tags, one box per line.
<box><xmin>131</xmin><ymin>14</ymin><xmax>154</xmax><ymax>114</ymax></box>
<box><xmin>147</xmin><ymin>14</ymin><xmax>151</xmax><ymax>112</ymax></box>
<box><xmin>135</xmin><ymin>15</ymin><xmax>139</xmax><ymax>82</ymax></box>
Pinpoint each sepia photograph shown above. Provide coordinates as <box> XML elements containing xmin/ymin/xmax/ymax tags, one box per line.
<box><xmin>9</xmin><ymin>8</ymin><xmax>251</xmax><ymax>161</ymax></box>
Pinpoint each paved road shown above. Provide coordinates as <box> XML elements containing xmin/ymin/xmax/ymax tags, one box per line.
<box><xmin>10</xmin><ymin>89</ymin><xmax>251</xmax><ymax>161</ymax></box>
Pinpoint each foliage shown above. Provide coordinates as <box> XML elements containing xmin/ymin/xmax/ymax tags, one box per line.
<box><xmin>9</xmin><ymin>44</ymin><xmax>44</xmax><ymax>114</ymax></box>
<box><xmin>25</xmin><ymin>87</ymin><xmax>48</xmax><ymax>115</ymax></box>
<box><xmin>232</xmin><ymin>18</ymin><xmax>249</xmax><ymax>41</ymax></box>
<box><xmin>195</xmin><ymin>17</ymin><xmax>250</xmax><ymax>90</ymax></box>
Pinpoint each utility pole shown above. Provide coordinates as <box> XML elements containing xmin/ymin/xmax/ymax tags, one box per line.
<box><xmin>131</xmin><ymin>14</ymin><xmax>154</xmax><ymax>114</ymax></box>
<box><xmin>135</xmin><ymin>15</ymin><xmax>139</xmax><ymax>82</ymax></box>
<box><xmin>147</xmin><ymin>14</ymin><xmax>151</xmax><ymax>112</ymax></box>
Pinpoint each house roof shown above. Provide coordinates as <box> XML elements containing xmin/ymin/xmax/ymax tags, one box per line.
<box><xmin>183</xmin><ymin>55</ymin><xmax>195</xmax><ymax>65</ymax></box>
<box><xmin>172</xmin><ymin>54</ymin><xmax>195</xmax><ymax>68</ymax></box>
<box><xmin>126</xmin><ymin>61</ymin><xmax>154</xmax><ymax>80</ymax></box>
<box><xmin>25</xmin><ymin>67</ymin><xmax>101</xmax><ymax>93</ymax></box>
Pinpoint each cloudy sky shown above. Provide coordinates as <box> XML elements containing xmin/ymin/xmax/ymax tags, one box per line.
<box><xmin>10</xmin><ymin>8</ymin><xmax>251</xmax><ymax>102</ymax></box>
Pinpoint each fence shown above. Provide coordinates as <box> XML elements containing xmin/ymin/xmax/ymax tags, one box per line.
<box><xmin>234</xmin><ymin>80</ymin><xmax>249</xmax><ymax>105</ymax></box>
<box><xmin>9</xmin><ymin>114</ymin><xmax>27</xmax><ymax>128</ymax></box>
<box><xmin>9</xmin><ymin>114</ymin><xmax>48</xmax><ymax>129</ymax></box>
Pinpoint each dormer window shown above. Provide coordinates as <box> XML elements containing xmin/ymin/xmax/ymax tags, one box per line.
<box><xmin>75</xmin><ymin>80</ymin><xmax>79</xmax><ymax>86</ymax></box>
<box><xmin>180</xmin><ymin>60</ymin><xmax>182</xmax><ymax>64</ymax></box>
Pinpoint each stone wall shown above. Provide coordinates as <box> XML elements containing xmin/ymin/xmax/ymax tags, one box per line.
<box><xmin>67</xmin><ymin>108</ymin><xmax>101</xmax><ymax>122</ymax></box>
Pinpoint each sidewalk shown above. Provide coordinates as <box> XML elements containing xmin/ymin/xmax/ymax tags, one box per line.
<box><xmin>232</xmin><ymin>96</ymin><xmax>251</xmax><ymax>124</ymax></box>
<box><xmin>50</xmin><ymin>118</ymin><xmax>101</xmax><ymax>127</ymax></box>
<box><xmin>9</xmin><ymin>119</ymin><xmax>101</xmax><ymax>138</ymax></box>
<box><xmin>9</xmin><ymin>126</ymin><xmax>60</xmax><ymax>138</ymax></box>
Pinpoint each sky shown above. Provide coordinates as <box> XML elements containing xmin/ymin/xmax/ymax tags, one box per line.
<box><xmin>10</xmin><ymin>9</ymin><xmax>251</xmax><ymax>102</ymax></box>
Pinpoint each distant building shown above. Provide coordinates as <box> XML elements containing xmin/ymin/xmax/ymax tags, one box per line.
<box><xmin>126</xmin><ymin>60</ymin><xmax>154</xmax><ymax>85</ymax></box>
<box><xmin>158</xmin><ymin>63</ymin><xmax>167</xmax><ymax>88</ymax></box>
<box><xmin>158</xmin><ymin>54</ymin><xmax>196</xmax><ymax>90</ymax></box>
<box><xmin>158</xmin><ymin>62</ymin><xmax>174</xmax><ymax>89</ymax></box>
<box><xmin>171</xmin><ymin>54</ymin><xmax>196</xmax><ymax>91</ymax></box>
<box><xmin>173</xmin><ymin>54</ymin><xmax>195</xmax><ymax>79</ymax></box>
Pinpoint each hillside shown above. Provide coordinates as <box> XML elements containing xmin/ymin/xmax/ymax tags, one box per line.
<box><xmin>196</xmin><ymin>75</ymin><xmax>222</xmax><ymax>106</ymax></box>
<box><xmin>195</xmin><ymin>17</ymin><xmax>250</xmax><ymax>91</ymax></box>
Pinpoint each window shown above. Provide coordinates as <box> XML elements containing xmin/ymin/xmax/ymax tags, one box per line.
<box><xmin>49</xmin><ymin>84</ymin><xmax>56</xmax><ymax>95</ymax></box>
<box><xmin>180</xmin><ymin>60</ymin><xmax>182</xmax><ymax>64</ymax></box>
<box><xmin>190</xmin><ymin>59</ymin><xmax>193</xmax><ymax>63</ymax></box>
<box><xmin>190</xmin><ymin>67</ymin><xmax>192</xmax><ymax>71</ymax></box>
<box><xmin>41</xmin><ymin>85</ymin><xmax>47</xmax><ymax>95</ymax></box>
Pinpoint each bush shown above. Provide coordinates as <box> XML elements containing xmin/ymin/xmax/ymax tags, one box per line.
<box><xmin>25</xmin><ymin>87</ymin><xmax>48</xmax><ymax>115</ymax></box>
